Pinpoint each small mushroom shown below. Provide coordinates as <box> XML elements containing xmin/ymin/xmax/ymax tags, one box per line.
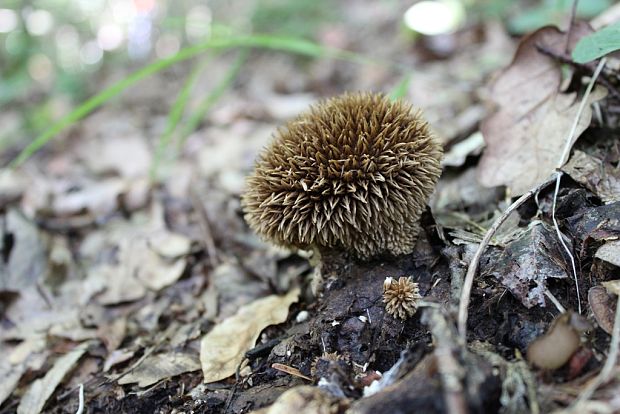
<box><xmin>526</xmin><ymin>312</ymin><xmax>591</xmax><ymax>370</ymax></box>
<box><xmin>242</xmin><ymin>92</ymin><xmax>443</xmax><ymax>260</ymax></box>
<box><xmin>383</xmin><ymin>276</ymin><xmax>422</xmax><ymax>319</ymax></box>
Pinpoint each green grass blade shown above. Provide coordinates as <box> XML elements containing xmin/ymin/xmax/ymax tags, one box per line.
<box><xmin>176</xmin><ymin>49</ymin><xmax>248</xmax><ymax>148</ymax></box>
<box><xmin>150</xmin><ymin>56</ymin><xmax>214</xmax><ymax>180</ymax></box>
<box><xmin>10</xmin><ymin>34</ymin><xmax>401</xmax><ymax>167</ymax></box>
<box><xmin>389</xmin><ymin>74</ymin><xmax>412</xmax><ymax>101</ymax></box>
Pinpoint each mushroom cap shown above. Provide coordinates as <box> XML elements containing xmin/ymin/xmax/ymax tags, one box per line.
<box><xmin>242</xmin><ymin>92</ymin><xmax>442</xmax><ymax>259</ymax></box>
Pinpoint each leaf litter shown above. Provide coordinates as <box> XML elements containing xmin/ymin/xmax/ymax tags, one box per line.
<box><xmin>478</xmin><ymin>25</ymin><xmax>607</xmax><ymax>195</ymax></box>
<box><xmin>1</xmin><ymin>5</ymin><xmax>620</xmax><ymax>414</ymax></box>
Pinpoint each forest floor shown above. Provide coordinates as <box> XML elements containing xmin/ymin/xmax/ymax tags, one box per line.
<box><xmin>1</xmin><ymin>2</ymin><xmax>620</xmax><ymax>413</ymax></box>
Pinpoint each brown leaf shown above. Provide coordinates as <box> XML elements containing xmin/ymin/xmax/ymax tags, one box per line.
<box><xmin>489</xmin><ymin>222</ymin><xmax>569</xmax><ymax>308</ymax></box>
<box><xmin>478</xmin><ymin>25</ymin><xmax>605</xmax><ymax>195</ymax></box>
<box><xmin>596</xmin><ymin>240</ymin><xmax>620</xmax><ymax>268</ymax></box>
<box><xmin>200</xmin><ymin>288</ymin><xmax>300</xmax><ymax>383</ymax></box>
<box><xmin>563</xmin><ymin>150</ymin><xmax>620</xmax><ymax>204</ymax></box>
<box><xmin>117</xmin><ymin>352</ymin><xmax>200</xmax><ymax>387</ymax></box>
<box><xmin>589</xmin><ymin>286</ymin><xmax>616</xmax><ymax>334</ymax></box>
<box><xmin>17</xmin><ymin>342</ymin><xmax>89</xmax><ymax>414</ymax></box>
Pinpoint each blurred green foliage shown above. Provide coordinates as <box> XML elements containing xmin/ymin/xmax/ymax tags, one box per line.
<box><xmin>469</xmin><ymin>0</ymin><xmax>611</xmax><ymax>33</ymax></box>
<box><xmin>251</xmin><ymin>0</ymin><xmax>334</xmax><ymax>39</ymax></box>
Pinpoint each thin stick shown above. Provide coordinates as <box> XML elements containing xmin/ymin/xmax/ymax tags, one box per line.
<box><xmin>556</xmin><ymin>58</ymin><xmax>607</xmax><ymax>168</ymax></box>
<box><xmin>190</xmin><ymin>186</ymin><xmax>220</xmax><ymax>268</ymax></box>
<box><xmin>425</xmin><ymin>308</ymin><xmax>468</xmax><ymax>414</ymax></box>
<box><xmin>74</xmin><ymin>384</ymin><xmax>84</xmax><ymax>414</ymax></box>
<box><xmin>457</xmin><ymin>178</ymin><xmax>554</xmax><ymax>341</ymax></box>
<box><xmin>551</xmin><ymin>57</ymin><xmax>606</xmax><ymax>315</ymax></box>
<box><xmin>544</xmin><ymin>288</ymin><xmax>566</xmax><ymax>313</ymax></box>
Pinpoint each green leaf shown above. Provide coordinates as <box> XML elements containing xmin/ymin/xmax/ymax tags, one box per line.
<box><xmin>177</xmin><ymin>49</ymin><xmax>248</xmax><ymax>148</ymax></box>
<box><xmin>572</xmin><ymin>22</ymin><xmax>620</xmax><ymax>64</ymax></box>
<box><xmin>150</xmin><ymin>56</ymin><xmax>214</xmax><ymax>180</ymax></box>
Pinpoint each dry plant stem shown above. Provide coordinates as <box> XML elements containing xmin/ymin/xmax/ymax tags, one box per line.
<box><xmin>551</xmin><ymin>57</ymin><xmax>606</xmax><ymax>315</ymax></box>
<box><xmin>189</xmin><ymin>186</ymin><xmax>219</xmax><ymax>268</ymax></box>
<box><xmin>457</xmin><ymin>177</ymin><xmax>554</xmax><ymax>341</ymax></box>
<box><xmin>570</xmin><ymin>295</ymin><xmax>620</xmax><ymax>410</ymax></box>
<box><xmin>425</xmin><ymin>308</ymin><xmax>468</xmax><ymax>414</ymax></box>
<box><xmin>74</xmin><ymin>384</ymin><xmax>84</xmax><ymax>414</ymax></box>
<box><xmin>550</xmin><ymin>175</ymin><xmax>581</xmax><ymax>314</ymax></box>
<box><xmin>271</xmin><ymin>363</ymin><xmax>313</xmax><ymax>381</ymax></box>
<box><xmin>544</xmin><ymin>288</ymin><xmax>566</xmax><ymax>313</ymax></box>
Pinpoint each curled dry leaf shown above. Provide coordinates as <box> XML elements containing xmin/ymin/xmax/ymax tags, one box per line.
<box><xmin>478</xmin><ymin>25</ymin><xmax>606</xmax><ymax>195</ymax></box>
<box><xmin>200</xmin><ymin>288</ymin><xmax>300</xmax><ymax>383</ymax></box>
<box><xmin>589</xmin><ymin>286</ymin><xmax>616</xmax><ymax>335</ymax></box>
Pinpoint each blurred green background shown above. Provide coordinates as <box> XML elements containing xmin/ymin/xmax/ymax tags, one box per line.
<box><xmin>0</xmin><ymin>0</ymin><xmax>611</xmax><ymax>162</ymax></box>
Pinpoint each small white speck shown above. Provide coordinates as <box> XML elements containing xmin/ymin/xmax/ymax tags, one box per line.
<box><xmin>331</xmin><ymin>320</ymin><xmax>340</xmax><ymax>327</ymax></box>
<box><xmin>296</xmin><ymin>310</ymin><xmax>309</xmax><ymax>323</ymax></box>
<box><xmin>358</xmin><ymin>315</ymin><xmax>368</xmax><ymax>323</ymax></box>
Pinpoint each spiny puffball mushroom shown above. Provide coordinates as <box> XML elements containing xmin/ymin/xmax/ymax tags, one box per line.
<box><xmin>242</xmin><ymin>92</ymin><xmax>443</xmax><ymax>259</ymax></box>
<box><xmin>383</xmin><ymin>276</ymin><xmax>422</xmax><ymax>319</ymax></box>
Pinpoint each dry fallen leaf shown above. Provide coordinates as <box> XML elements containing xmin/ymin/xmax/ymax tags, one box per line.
<box><xmin>602</xmin><ymin>279</ymin><xmax>620</xmax><ymax>296</ymax></box>
<box><xmin>253</xmin><ymin>385</ymin><xmax>346</xmax><ymax>414</ymax></box>
<box><xmin>200</xmin><ymin>287</ymin><xmax>300</xmax><ymax>383</ymax></box>
<box><xmin>442</xmin><ymin>132</ymin><xmax>485</xmax><ymax>168</ymax></box>
<box><xmin>563</xmin><ymin>150</ymin><xmax>620</xmax><ymax>204</ymax></box>
<box><xmin>596</xmin><ymin>240</ymin><xmax>620</xmax><ymax>268</ymax></box>
<box><xmin>17</xmin><ymin>342</ymin><xmax>89</xmax><ymax>414</ymax></box>
<box><xmin>0</xmin><ymin>361</ymin><xmax>27</xmax><ymax>408</ymax></box>
<box><xmin>0</xmin><ymin>209</ymin><xmax>48</xmax><ymax>292</ymax></box>
<box><xmin>478</xmin><ymin>25</ymin><xmax>606</xmax><ymax>195</ymax></box>
<box><xmin>589</xmin><ymin>285</ymin><xmax>616</xmax><ymax>335</ymax></box>
<box><xmin>117</xmin><ymin>352</ymin><xmax>201</xmax><ymax>387</ymax></box>
<box><xmin>89</xmin><ymin>204</ymin><xmax>191</xmax><ymax>305</ymax></box>
<box><xmin>490</xmin><ymin>222</ymin><xmax>569</xmax><ymax>308</ymax></box>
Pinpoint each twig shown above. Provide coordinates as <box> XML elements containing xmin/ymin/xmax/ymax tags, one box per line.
<box><xmin>271</xmin><ymin>363</ymin><xmax>313</xmax><ymax>381</ymax></box>
<box><xmin>189</xmin><ymin>185</ymin><xmax>219</xmax><ymax>268</ymax></box>
<box><xmin>424</xmin><ymin>308</ymin><xmax>468</xmax><ymax>414</ymax></box>
<box><xmin>457</xmin><ymin>177</ymin><xmax>554</xmax><ymax>342</ymax></box>
<box><xmin>74</xmin><ymin>384</ymin><xmax>84</xmax><ymax>414</ymax></box>
<box><xmin>551</xmin><ymin>58</ymin><xmax>606</xmax><ymax>315</ymax></box>
<box><xmin>544</xmin><ymin>288</ymin><xmax>566</xmax><ymax>313</ymax></box>
<box><xmin>556</xmin><ymin>58</ymin><xmax>607</xmax><ymax>167</ymax></box>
